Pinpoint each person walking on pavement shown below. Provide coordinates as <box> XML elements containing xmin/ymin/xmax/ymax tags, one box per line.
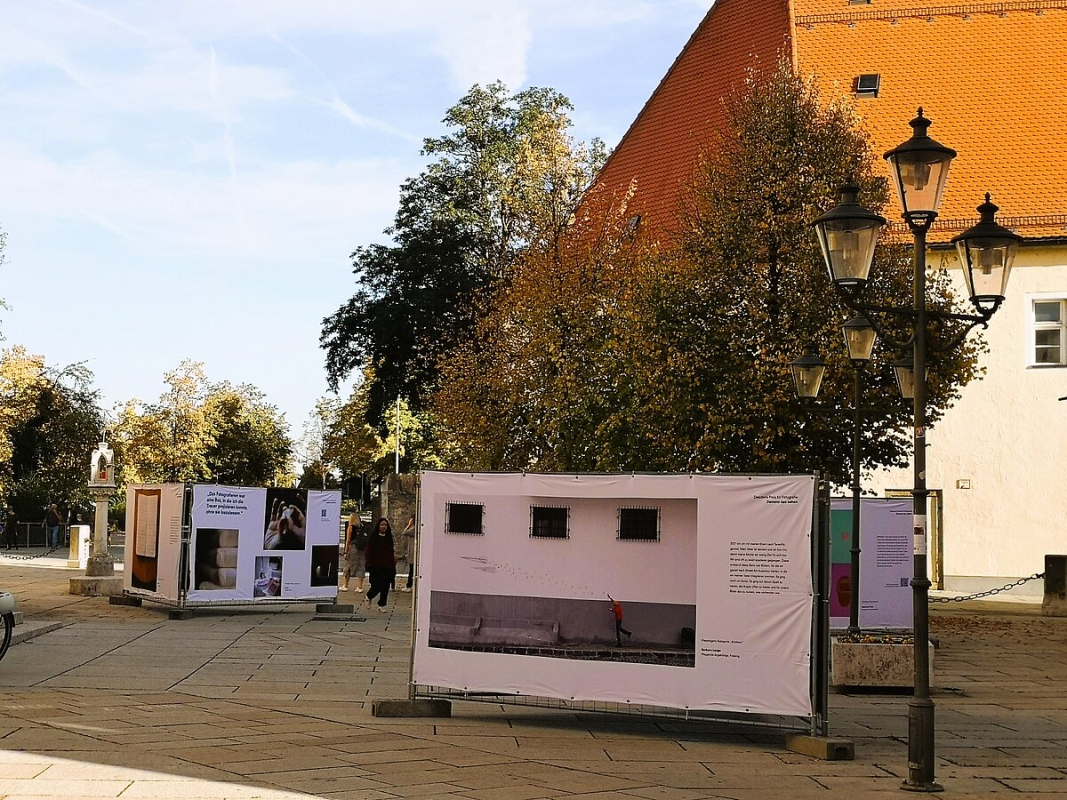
<box><xmin>364</xmin><ymin>517</ymin><xmax>396</xmax><ymax>612</ymax></box>
<box><xmin>608</xmin><ymin>594</ymin><xmax>632</xmax><ymax>646</ymax></box>
<box><xmin>3</xmin><ymin>506</ymin><xmax>18</xmax><ymax>550</ymax></box>
<box><xmin>399</xmin><ymin>514</ymin><xmax>417</xmax><ymax>591</ymax></box>
<box><xmin>43</xmin><ymin>504</ymin><xmax>62</xmax><ymax>550</ymax></box>
<box><xmin>340</xmin><ymin>513</ymin><xmax>368</xmax><ymax>592</ymax></box>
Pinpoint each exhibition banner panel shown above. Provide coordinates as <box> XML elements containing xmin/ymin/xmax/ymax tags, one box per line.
<box><xmin>123</xmin><ymin>483</ymin><xmax>185</xmax><ymax>602</ymax></box>
<box><xmin>414</xmin><ymin>472</ymin><xmax>815</xmax><ymax>717</ymax></box>
<box><xmin>189</xmin><ymin>486</ymin><xmax>341</xmax><ymax>603</ymax></box>
<box><xmin>829</xmin><ymin>498</ymin><xmax>912</xmax><ymax>629</ymax></box>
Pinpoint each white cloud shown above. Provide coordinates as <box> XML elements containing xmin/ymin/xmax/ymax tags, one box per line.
<box><xmin>4</xmin><ymin>1</ymin><xmax>675</xmax><ymax>98</ymax></box>
<box><xmin>428</xmin><ymin>4</ymin><xmax>532</xmax><ymax>91</ymax></box>
<box><xmin>0</xmin><ymin>0</ymin><xmax>714</xmax><ymax>426</ymax></box>
<box><xmin>0</xmin><ymin>143</ymin><xmax>407</xmax><ymax>261</ymax></box>
<box><xmin>324</xmin><ymin>98</ymin><xmax>420</xmax><ymax>142</ymax></box>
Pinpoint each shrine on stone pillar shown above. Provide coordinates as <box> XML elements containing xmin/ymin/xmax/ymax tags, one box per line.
<box><xmin>86</xmin><ymin>438</ymin><xmax>117</xmax><ymax>576</ymax></box>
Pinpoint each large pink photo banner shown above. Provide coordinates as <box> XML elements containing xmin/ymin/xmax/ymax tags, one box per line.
<box><xmin>413</xmin><ymin>472</ymin><xmax>815</xmax><ymax>717</ymax></box>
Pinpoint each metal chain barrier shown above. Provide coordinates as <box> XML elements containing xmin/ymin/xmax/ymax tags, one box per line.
<box><xmin>0</xmin><ymin>545</ymin><xmax>64</xmax><ymax>561</ymax></box>
<box><xmin>929</xmin><ymin>572</ymin><xmax>1045</xmax><ymax>603</ymax></box>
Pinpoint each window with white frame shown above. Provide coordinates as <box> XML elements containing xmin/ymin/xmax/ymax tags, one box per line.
<box><xmin>1033</xmin><ymin>299</ymin><xmax>1067</xmax><ymax>366</ymax></box>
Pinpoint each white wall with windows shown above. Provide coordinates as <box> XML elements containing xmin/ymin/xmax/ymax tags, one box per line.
<box><xmin>868</xmin><ymin>244</ymin><xmax>1067</xmax><ymax>592</ymax></box>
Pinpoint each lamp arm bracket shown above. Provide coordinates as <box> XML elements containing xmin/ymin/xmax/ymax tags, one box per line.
<box><xmin>794</xmin><ymin>401</ymin><xmax>845</xmax><ymax>417</ymax></box>
<box><xmin>927</xmin><ymin>318</ymin><xmax>988</xmax><ymax>353</ymax></box>
<box><xmin>926</xmin><ymin>308</ymin><xmax>991</xmax><ymax>326</ymax></box>
<box><xmin>835</xmin><ymin>294</ymin><xmax>913</xmax><ymax>350</ymax></box>
<box><xmin>837</xmin><ymin>290</ymin><xmax>993</xmax><ymax>354</ymax></box>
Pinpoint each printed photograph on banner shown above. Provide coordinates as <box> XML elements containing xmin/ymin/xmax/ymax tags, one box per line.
<box><xmin>254</xmin><ymin>556</ymin><xmax>283</xmax><ymax>597</ymax></box>
<box><xmin>130</xmin><ymin>487</ymin><xmax>161</xmax><ymax>592</ymax></box>
<box><xmin>310</xmin><ymin>545</ymin><xmax>340</xmax><ymax>586</ymax></box>
<box><xmin>263</xmin><ymin>488</ymin><xmax>308</xmax><ymax>550</ymax></box>
<box><xmin>428</xmin><ymin>497</ymin><xmax>697</xmax><ymax>667</ymax></box>
<box><xmin>193</xmin><ymin>528</ymin><xmax>239</xmax><ymax>590</ymax></box>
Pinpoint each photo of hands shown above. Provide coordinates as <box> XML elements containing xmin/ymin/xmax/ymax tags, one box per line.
<box><xmin>263</xmin><ymin>489</ymin><xmax>307</xmax><ymax>550</ymax></box>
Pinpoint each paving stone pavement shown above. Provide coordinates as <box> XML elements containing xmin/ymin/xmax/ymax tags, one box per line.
<box><xmin>0</xmin><ymin>556</ymin><xmax>1064</xmax><ymax>799</ymax></box>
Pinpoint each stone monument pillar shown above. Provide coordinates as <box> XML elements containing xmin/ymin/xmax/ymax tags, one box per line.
<box><xmin>85</xmin><ymin>439</ymin><xmax>117</xmax><ymax>577</ymax></box>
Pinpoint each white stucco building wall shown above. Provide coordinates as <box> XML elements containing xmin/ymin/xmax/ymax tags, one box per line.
<box><xmin>868</xmin><ymin>245</ymin><xmax>1067</xmax><ymax>594</ymax></box>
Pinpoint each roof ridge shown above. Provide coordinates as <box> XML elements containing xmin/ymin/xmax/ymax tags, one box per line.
<box><xmin>796</xmin><ymin>1</ymin><xmax>1067</xmax><ymax>26</ymax></box>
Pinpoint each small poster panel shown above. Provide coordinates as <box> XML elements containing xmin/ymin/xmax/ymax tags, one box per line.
<box><xmin>189</xmin><ymin>485</ymin><xmax>340</xmax><ymax>603</ymax></box>
<box><xmin>123</xmin><ymin>483</ymin><xmax>184</xmax><ymax>601</ymax></box>
<box><xmin>414</xmin><ymin>472</ymin><xmax>814</xmax><ymax>717</ymax></box>
<box><xmin>830</xmin><ymin>498</ymin><xmax>913</xmax><ymax>629</ymax></box>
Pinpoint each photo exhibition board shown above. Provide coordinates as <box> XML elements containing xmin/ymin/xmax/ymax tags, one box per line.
<box><xmin>413</xmin><ymin>472</ymin><xmax>816</xmax><ymax>717</ymax></box>
<box><xmin>188</xmin><ymin>485</ymin><xmax>342</xmax><ymax>603</ymax></box>
<box><xmin>123</xmin><ymin>483</ymin><xmax>185</xmax><ymax>601</ymax></box>
<box><xmin>829</xmin><ymin>497</ymin><xmax>913</xmax><ymax>630</ymax></box>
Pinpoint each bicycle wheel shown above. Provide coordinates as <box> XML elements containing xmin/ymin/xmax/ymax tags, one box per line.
<box><xmin>0</xmin><ymin>612</ymin><xmax>13</xmax><ymax>662</ymax></box>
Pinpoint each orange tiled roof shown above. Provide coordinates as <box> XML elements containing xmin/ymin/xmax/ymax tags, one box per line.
<box><xmin>593</xmin><ymin>1</ymin><xmax>1067</xmax><ymax>242</ymax></box>
<box><xmin>590</xmin><ymin>0</ymin><xmax>793</xmax><ymax>236</ymax></box>
<box><xmin>795</xmin><ymin>2</ymin><xmax>1067</xmax><ymax>241</ymax></box>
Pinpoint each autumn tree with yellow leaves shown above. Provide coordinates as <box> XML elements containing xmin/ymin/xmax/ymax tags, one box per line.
<box><xmin>0</xmin><ymin>346</ymin><xmax>105</xmax><ymax>517</ymax></box>
<box><xmin>430</xmin><ymin>64</ymin><xmax>982</xmax><ymax>485</ymax></box>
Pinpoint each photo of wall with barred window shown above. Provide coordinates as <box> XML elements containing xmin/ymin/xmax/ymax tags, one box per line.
<box><xmin>413</xmin><ymin>472</ymin><xmax>816</xmax><ymax>717</ymax></box>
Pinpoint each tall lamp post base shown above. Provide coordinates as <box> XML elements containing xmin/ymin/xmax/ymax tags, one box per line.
<box><xmin>901</xmin><ymin>699</ymin><xmax>943</xmax><ymax>792</ymax></box>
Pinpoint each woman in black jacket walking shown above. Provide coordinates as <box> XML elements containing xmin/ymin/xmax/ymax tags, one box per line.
<box><xmin>364</xmin><ymin>518</ymin><xmax>396</xmax><ymax>612</ymax></box>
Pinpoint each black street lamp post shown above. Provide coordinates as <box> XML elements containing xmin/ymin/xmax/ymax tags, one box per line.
<box><xmin>842</xmin><ymin>316</ymin><xmax>877</xmax><ymax>635</ymax></box>
<box><xmin>810</xmin><ymin>109</ymin><xmax>1022</xmax><ymax>792</ymax></box>
<box><xmin>791</xmin><ymin>318</ymin><xmax>876</xmax><ymax>637</ymax></box>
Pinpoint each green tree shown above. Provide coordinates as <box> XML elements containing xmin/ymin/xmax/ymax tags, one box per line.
<box><xmin>660</xmin><ymin>63</ymin><xmax>981</xmax><ymax>482</ymax></box>
<box><xmin>113</xmin><ymin>361</ymin><xmax>213</xmax><ymax>484</ymax></box>
<box><xmin>321</xmin><ymin>82</ymin><xmax>606</xmax><ymax>428</ymax></box>
<box><xmin>320</xmin><ymin>387</ymin><xmax>385</xmax><ymax>491</ymax></box>
<box><xmin>114</xmin><ymin>361</ymin><xmax>292</xmax><ymax>486</ymax></box>
<box><xmin>203</xmin><ymin>383</ymin><xmax>291</xmax><ymax>486</ymax></box>
<box><xmin>431</xmin><ymin>186</ymin><xmax>649</xmax><ymax>471</ymax></box>
<box><xmin>295</xmin><ymin>398</ymin><xmax>340</xmax><ymax>490</ymax></box>
<box><xmin>0</xmin><ymin>346</ymin><xmax>105</xmax><ymax>518</ymax></box>
<box><xmin>430</xmin><ymin>63</ymin><xmax>982</xmax><ymax>485</ymax></box>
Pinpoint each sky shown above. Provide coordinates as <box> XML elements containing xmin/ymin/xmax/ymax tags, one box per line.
<box><xmin>0</xmin><ymin>0</ymin><xmax>713</xmax><ymax>438</ymax></box>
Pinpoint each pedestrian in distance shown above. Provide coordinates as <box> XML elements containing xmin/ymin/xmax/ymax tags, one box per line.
<box><xmin>43</xmin><ymin>504</ymin><xmax>62</xmax><ymax>550</ymax></box>
<box><xmin>3</xmin><ymin>506</ymin><xmax>18</xmax><ymax>551</ymax></box>
<box><xmin>364</xmin><ymin>517</ymin><xmax>396</xmax><ymax>612</ymax></box>
<box><xmin>340</xmin><ymin>513</ymin><xmax>368</xmax><ymax>592</ymax></box>
<box><xmin>607</xmin><ymin>594</ymin><xmax>632</xmax><ymax>646</ymax></box>
<box><xmin>400</xmin><ymin>514</ymin><xmax>416</xmax><ymax>591</ymax></box>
